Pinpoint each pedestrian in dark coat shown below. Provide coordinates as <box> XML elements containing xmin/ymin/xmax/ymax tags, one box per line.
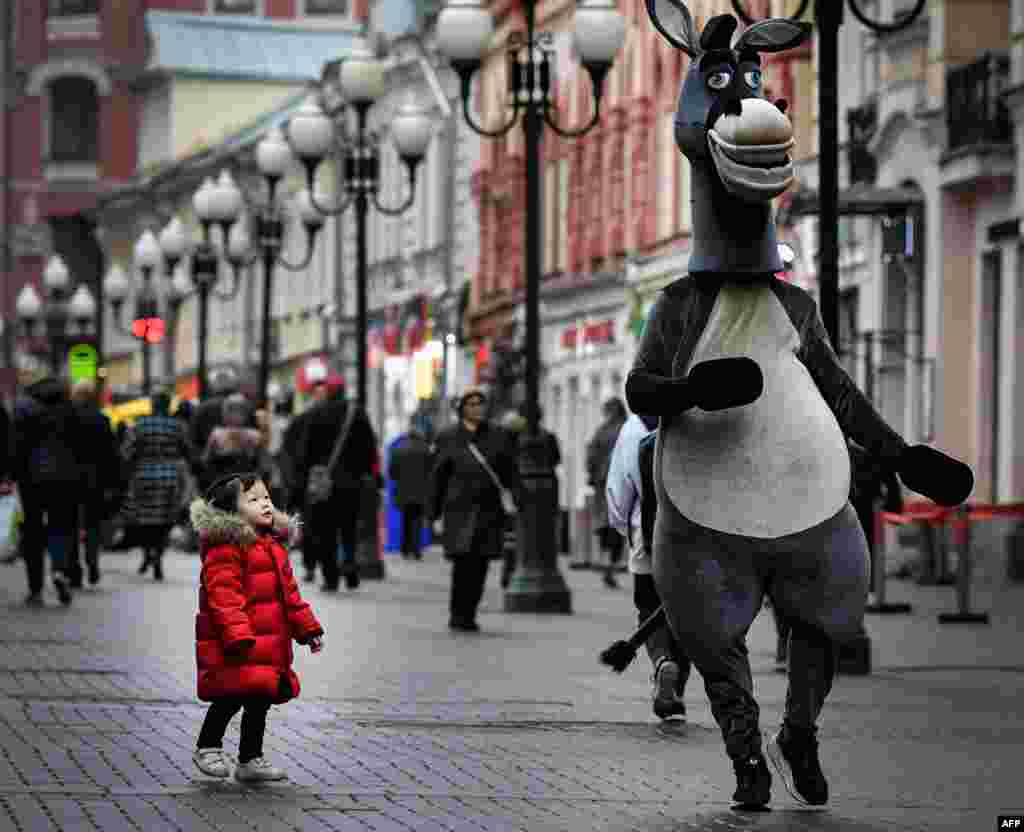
<box><xmin>388</xmin><ymin>418</ymin><xmax>434</xmax><ymax>560</ymax></box>
<box><xmin>67</xmin><ymin>379</ymin><xmax>121</xmax><ymax>587</ymax></box>
<box><xmin>430</xmin><ymin>388</ymin><xmax>520</xmax><ymax>632</ymax></box>
<box><xmin>121</xmin><ymin>389</ymin><xmax>193</xmax><ymax>581</ymax></box>
<box><xmin>293</xmin><ymin>382</ymin><xmax>379</xmax><ymax>591</ymax></box>
<box><xmin>586</xmin><ymin>397</ymin><xmax>628</xmax><ymax>588</ymax></box>
<box><xmin>11</xmin><ymin>377</ymin><xmax>81</xmax><ymax>606</ymax></box>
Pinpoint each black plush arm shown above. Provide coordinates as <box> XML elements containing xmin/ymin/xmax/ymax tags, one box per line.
<box><xmin>625</xmin><ymin>371</ymin><xmax>693</xmax><ymax>419</ymax></box>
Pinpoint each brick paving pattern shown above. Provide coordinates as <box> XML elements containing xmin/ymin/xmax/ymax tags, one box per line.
<box><xmin>0</xmin><ymin>545</ymin><xmax>1021</xmax><ymax>830</ymax></box>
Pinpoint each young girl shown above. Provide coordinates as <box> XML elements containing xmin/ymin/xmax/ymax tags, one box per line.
<box><xmin>190</xmin><ymin>472</ymin><xmax>324</xmax><ymax>783</ymax></box>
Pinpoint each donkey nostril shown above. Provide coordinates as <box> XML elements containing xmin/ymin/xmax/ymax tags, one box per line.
<box><xmin>775</xmin><ymin>98</ymin><xmax>789</xmax><ymax>114</ymax></box>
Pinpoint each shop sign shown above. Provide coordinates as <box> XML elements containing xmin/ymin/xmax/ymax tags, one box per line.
<box><xmin>561</xmin><ymin>319</ymin><xmax>615</xmax><ymax>353</ymax></box>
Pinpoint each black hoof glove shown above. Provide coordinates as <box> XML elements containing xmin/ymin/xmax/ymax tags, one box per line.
<box><xmin>689</xmin><ymin>357</ymin><xmax>764</xmax><ymax>411</ymax></box>
<box><xmin>897</xmin><ymin>444</ymin><xmax>975</xmax><ymax>507</ymax></box>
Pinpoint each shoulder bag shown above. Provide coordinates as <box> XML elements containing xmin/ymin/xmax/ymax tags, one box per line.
<box><xmin>306</xmin><ymin>404</ymin><xmax>358</xmax><ymax>505</ymax></box>
<box><xmin>467</xmin><ymin>441</ymin><xmax>518</xmax><ymax>517</ymax></box>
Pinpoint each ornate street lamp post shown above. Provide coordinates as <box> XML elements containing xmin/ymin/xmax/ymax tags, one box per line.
<box><xmin>157</xmin><ymin>204</ymin><xmax>250</xmax><ymax>401</ymax></box>
<box><xmin>281</xmin><ymin>37</ymin><xmax>435</xmax><ymax>410</ymax></box>
<box><xmin>102</xmin><ymin>231</ymin><xmax>168</xmax><ymax>395</ymax></box>
<box><xmin>183</xmin><ymin>166</ymin><xmax>325</xmax><ymax>407</ymax></box>
<box><xmin>15</xmin><ymin>254</ymin><xmax>97</xmax><ymax>377</ymax></box>
<box><xmin>435</xmin><ymin>0</ymin><xmax>626</xmax><ymax>613</ymax></box>
<box><xmin>731</xmin><ymin>0</ymin><xmax>926</xmax><ymax>349</ymax></box>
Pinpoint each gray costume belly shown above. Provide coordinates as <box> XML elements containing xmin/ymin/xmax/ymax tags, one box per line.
<box><xmin>660</xmin><ymin>284</ymin><xmax>850</xmax><ymax>538</ymax></box>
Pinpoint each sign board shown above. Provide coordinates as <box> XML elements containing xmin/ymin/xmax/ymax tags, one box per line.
<box><xmin>68</xmin><ymin>344</ymin><xmax>98</xmax><ymax>383</ymax></box>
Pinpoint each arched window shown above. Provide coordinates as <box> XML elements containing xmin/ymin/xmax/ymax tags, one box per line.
<box><xmin>304</xmin><ymin>0</ymin><xmax>348</xmax><ymax>13</ymax></box>
<box><xmin>48</xmin><ymin>76</ymin><xmax>98</xmax><ymax>163</ymax></box>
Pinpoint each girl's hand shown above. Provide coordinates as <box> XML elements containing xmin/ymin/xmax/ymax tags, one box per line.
<box><xmin>309</xmin><ymin>636</ymin><xmax>323</xmax><ymax>653</ymax></box>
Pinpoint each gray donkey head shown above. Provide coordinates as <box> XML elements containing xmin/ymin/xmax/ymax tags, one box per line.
<box><xmin>646</xmin><ymin>0</ymin><xmax>810</xmax><ymax>274</ymax></box>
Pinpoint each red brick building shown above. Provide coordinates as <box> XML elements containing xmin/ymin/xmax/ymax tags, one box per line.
<box><xmin>0</xmin><ymin>0</ymin><xmax>364</xmax><ymax>400</ymax></box>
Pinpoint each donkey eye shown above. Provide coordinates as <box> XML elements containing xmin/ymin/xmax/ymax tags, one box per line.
<box><xmin>707</xmin><ymin>70</ymin><xmax>732</xmax><ymax>90</ymax></box>
<box><xmin>744</xmin><ymin>70</ymin><xmax>762</xmax><ymax>89</ymax></box>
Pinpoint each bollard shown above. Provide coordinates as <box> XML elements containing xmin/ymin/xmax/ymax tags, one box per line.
<box><xmin>938</xmin><ymin>504</ymin><xmax>989</xmax><ymax>624</ymax></box>
<box><xmin>865</xmin><ymin>507</ymin><xmax>912</xmax><ymax>614</ymax></box>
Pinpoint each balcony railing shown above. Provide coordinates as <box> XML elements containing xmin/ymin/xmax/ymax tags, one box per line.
<box><xmin>946</xmin><ymin>52</ymin><xmax>1011</xmax><ymax>152</ymax></box>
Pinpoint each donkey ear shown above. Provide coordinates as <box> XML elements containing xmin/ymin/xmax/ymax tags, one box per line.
<box><xmin>644</xmin><ymin>0</ymin><xmax>698</xmax><ymax>57</ymax></box>
<box><xmin>733</xmin><ymin>18</ymin><xmax>812</xmax><ymax>54</ymax></box>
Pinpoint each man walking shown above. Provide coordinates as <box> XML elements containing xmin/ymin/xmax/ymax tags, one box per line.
<box><xmin>67</xmin><ymin>379</ymin><xmax>120</xmax><ymax>587</ymax></box>
<box><xmin>388</xmin><ymin>416</ymin><xmax>433</xmax><ymax>560</ymax></box>
<box><xmin>586</xmin><ymin>398</ymin><xmax>628</xmax><ymax>588</ymax></box>
<box><xmin>294</xmin><ymin>379</ymin><xmax>379</xmax><ymax>591</ymax></box>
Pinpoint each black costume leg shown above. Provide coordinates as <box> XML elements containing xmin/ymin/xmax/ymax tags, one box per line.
<box><xmin>653</xmin><ymin>498</ymin><xmax>765</xmax><ymax>760</ymax></box>
<box><xmin>766</xmin><ymin>503</ymin><xmax>869</xmax><ymax>734</ymax></box>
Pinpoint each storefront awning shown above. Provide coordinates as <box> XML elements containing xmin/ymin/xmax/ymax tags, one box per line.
<box><xmin>782</xmin><ymin>183</ymin><xmax>924</xmax><ymax>220</ymax></box>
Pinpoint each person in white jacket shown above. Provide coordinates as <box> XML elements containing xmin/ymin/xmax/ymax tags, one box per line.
<box><xmin>606</xmin><ymin>413</ymin><xmax>690</xmax><ymax>720</ymax></box>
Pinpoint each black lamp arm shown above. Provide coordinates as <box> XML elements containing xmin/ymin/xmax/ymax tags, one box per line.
<box><xmin>731</xmin><ymin>0</ymin><xmax>809</xmax><ymax>24</ymax></box>
<box><xmin>372</xmin><ymin>159</ymin><xmax>419</xmax><ymax>217</ymax></box>
<box><xmin>453</xmin><ymin>60</ymin><xmax>521</xmax><ymax>139</ymax></box>
<box><xmin>543</xmin><ymin>64</ymin><xmax>607</xmax><ymax>138</ymax></box>
<box><xmin>847</xmin><ymin>0</ymin><xmax>926</xmax><ymax>32</ymax></box>
<box><xmin>276</xmin><ymin>227</ymin><xmax>321</xmax><ymax>273</ymax></box>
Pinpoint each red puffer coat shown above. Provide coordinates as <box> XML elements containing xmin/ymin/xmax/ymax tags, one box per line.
<box><xmin>191</xmin><ymin>498</ymin><xmax>323</xmax><ymax>703</ymax></box>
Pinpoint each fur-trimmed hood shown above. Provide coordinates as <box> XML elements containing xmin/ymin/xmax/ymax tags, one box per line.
<box><xmin>189</xmin><ymin>498</ymin><xmax>300</xmax><ymax>549</ymax></box>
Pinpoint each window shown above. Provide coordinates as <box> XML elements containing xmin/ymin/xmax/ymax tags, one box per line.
<box><xmin>48</xmin><ymin>0</ymin><xmax>98</xmax><ymax>14</ymax></box>
<box><xmin>49</xmin><ymin>77</ymin><xmax>98</xmax><ymax>163</ymax></box>
<box><xmin>211</xmin><ymin>0</ymin><xmax>258</xmax><ymax>12</ymax></box>
<box><xmin>304</xmin><ymin>0</ymin><xmax>348</xmax><ymax>13</ymax></box>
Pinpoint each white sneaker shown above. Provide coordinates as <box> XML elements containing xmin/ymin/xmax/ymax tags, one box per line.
<box><xmin>234</xmin><ymin>756</ymin><xmax>286</xmax><ymax>783</ymax></box>
<box><xmin>193</xmin><ymin>748</ymin><xmax>231</xmax><ymax>778</ymax></box>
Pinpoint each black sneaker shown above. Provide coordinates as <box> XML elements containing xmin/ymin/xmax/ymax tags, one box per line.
<box><xmin>448</xmin><ymin>617</ymin><xmax>480</xmax><ymax>632</ymax></box>
<box><xmin>24</xmin><ymin>592</ymin><xmax>44</xmax><ymax>608</ymax></box>
<box><xmin>767</xmin><ymin>728</ymin><xmax>828</xmax><ymax>806</ymax></box>
<box><xmin>344</xmin><ymin>571</ymin><xmax>360</xmax><ymax>590</ymax></box>
<box><xmin>652</xmin><ymin>660</ymin><xmax>687</xmax><ymax>720</ymax></box>
<box><xmin>53</xmin><ymin>574</ymin><xmax>72</xmax><ymax>606</ymax></box>
<box><xmin>732</xmin><ymin>753</ymin><xmax>771</xmax><ymax>808</ymax></box>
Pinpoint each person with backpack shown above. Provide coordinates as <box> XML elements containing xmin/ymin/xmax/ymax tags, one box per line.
<box><xmin>606</xmin><ymin>413</ymin><xmax>691</xmax><ymax>720</ymax></box>
<box><xmin>12</xmin><ymin>377</ymin><xmax>82</xmax><ymax>606</ymax></box>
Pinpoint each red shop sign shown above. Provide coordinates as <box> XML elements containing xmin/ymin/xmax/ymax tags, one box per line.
<box><xmin>562</xmin><ymin>319</ymin><xmax>615</xmax><ymax>350</ymax></box>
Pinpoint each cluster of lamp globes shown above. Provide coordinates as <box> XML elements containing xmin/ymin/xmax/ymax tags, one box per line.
<box><xmin>13</xmin><ymin>2</ymin><xmax>626</xmax><ymax>344</ymax></box>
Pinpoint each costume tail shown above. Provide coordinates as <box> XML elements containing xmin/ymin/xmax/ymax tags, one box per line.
<box><xmin>599</xmin><ymin>605</ymin><xmax>666</xmax><ymax>673</ymax></box>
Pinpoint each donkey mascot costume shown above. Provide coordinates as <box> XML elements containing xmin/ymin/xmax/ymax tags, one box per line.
<box><xmin>628</xmin><ymin>1</ymin><xmax>975</xmax><ymax>809</ymax></box>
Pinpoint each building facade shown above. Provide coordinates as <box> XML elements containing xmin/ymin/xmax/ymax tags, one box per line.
<box><xmin>462</xmin><ymin>0</ymin><xmax>808</xmax><ymax>554</ymax></box>
<box><xmin>89</xmin><ymin>3</ymin><xmax>363</xmax><ymax>398</ymax></box>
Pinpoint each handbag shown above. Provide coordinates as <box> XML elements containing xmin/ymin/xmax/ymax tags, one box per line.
<box><xmin>467</xmin><ymin>441</ymin><xmax>518</xmax><ymax>517</ymax></box>
<box><xmin>306</xmin><ymin>404</ymin><xmax>358</xmax><ymax>505</ymax></box>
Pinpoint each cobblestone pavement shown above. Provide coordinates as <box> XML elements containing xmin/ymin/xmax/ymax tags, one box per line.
<box><xmin>0</xmin><ymin>544</ymin><xmax>1021</xmax><ymax>831</ymax></box>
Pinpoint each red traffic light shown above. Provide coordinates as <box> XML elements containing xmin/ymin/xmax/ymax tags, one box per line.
<box><xmin>133</xmin><ymin>317</ymin><xmax>165</xmax><ymax>343</ymax></box>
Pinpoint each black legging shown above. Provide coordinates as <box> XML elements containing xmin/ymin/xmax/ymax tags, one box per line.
<box><xmin>197</xmin><ymin>698</ymin><xmax>272</xmax><ymax>764</ymax></box>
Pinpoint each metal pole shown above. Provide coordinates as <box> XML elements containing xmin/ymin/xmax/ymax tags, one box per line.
<box><xmin>142</xmin><ymin>339</ymin><xmax>151</xmax><ymax>395</ymax></box>
<box><xmin>503</xmin><ymin>0</ymin><xmax>572</xmax><ymax>614</ymax></box>
<box><xmin>259</xmin><ymin>245</ymin><xmax>275</xmax><ymax>409</ymax></box>
<box><xmin>816</xmin><ymin>0</ymin><xmax>842</xmax><ymax>350</ymax></box>
<box><xmin>355</xmin><ymin>190</ymin><xmax>369</xmax><ymax>411</ymax></box>
<box><xmin>938</xmin><ymin>504</ymin><xmax>990</xmax><ymax>624</ymax></box>
<box><xmin>197</xmin><ymin>284</ymin><xmax>209</xmax><ymax>401</ymax></box>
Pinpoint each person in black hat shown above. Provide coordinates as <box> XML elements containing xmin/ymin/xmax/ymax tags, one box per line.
<box><xmin>430</xmin><ymin>388</ymin><xmax>519</xmax><ymax>632</ymax></box>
